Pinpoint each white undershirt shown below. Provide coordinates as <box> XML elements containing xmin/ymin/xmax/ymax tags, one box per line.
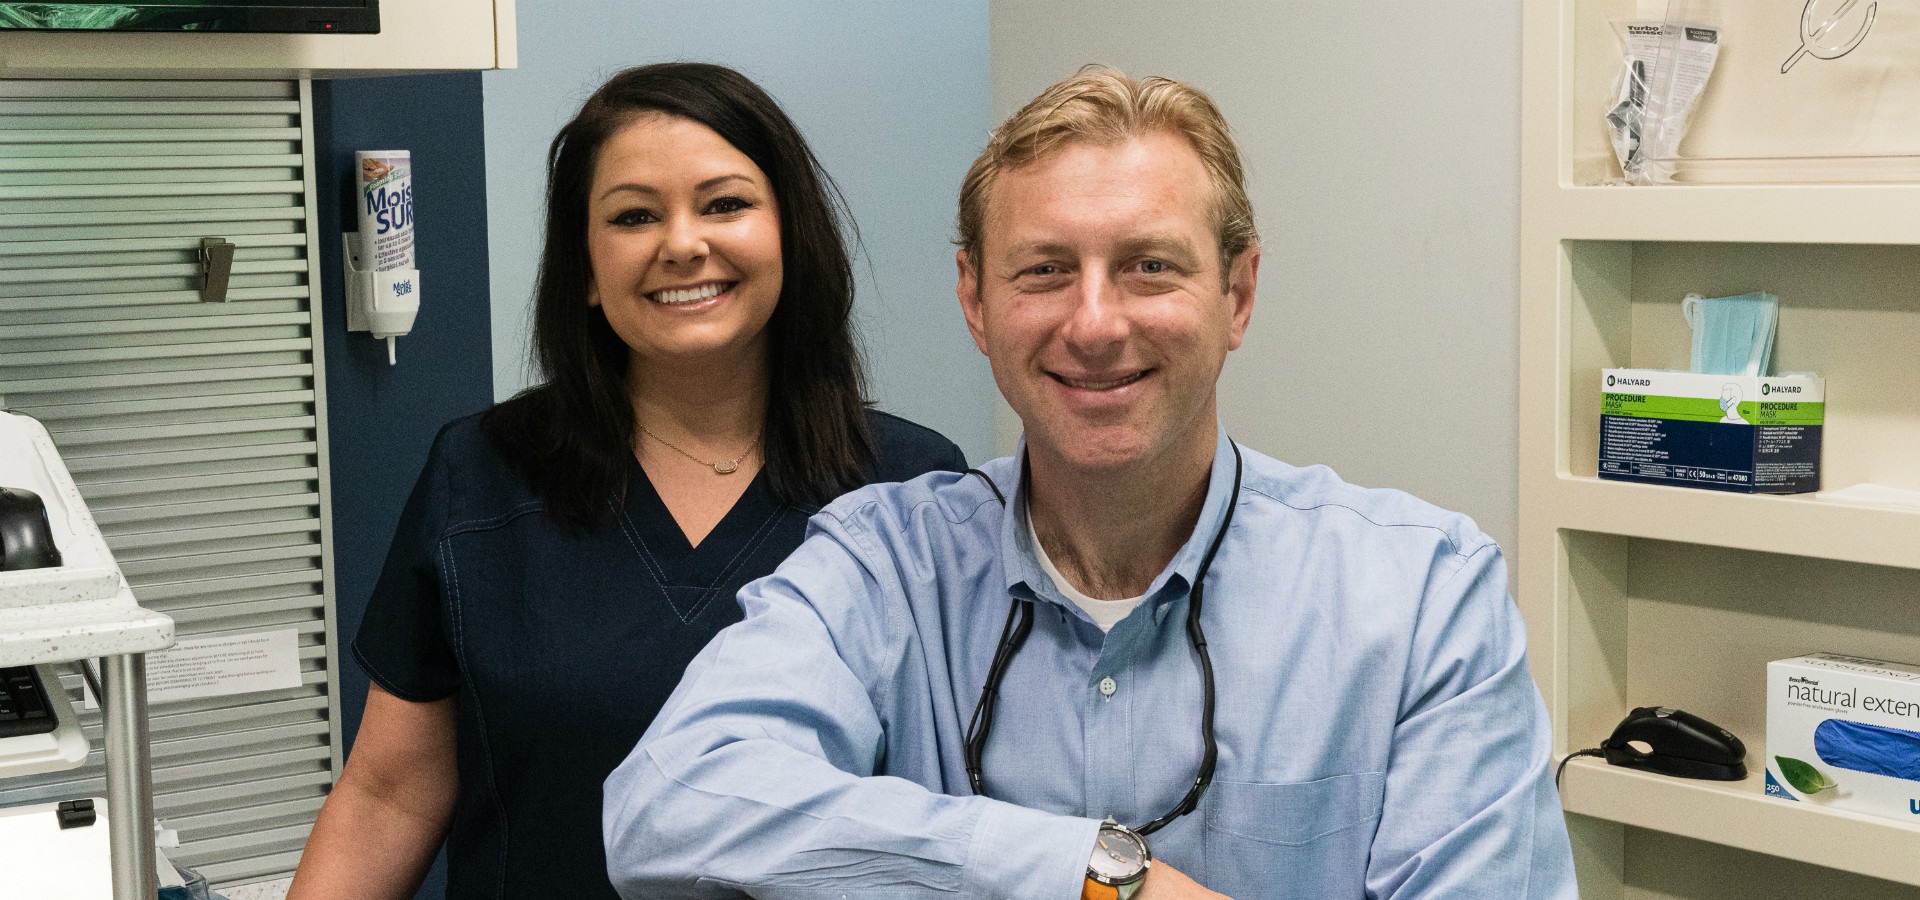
<box><xmin>1025</xmin><ymin>507</ymin><xmax>1146</xmax><ymax>632</ymax></box>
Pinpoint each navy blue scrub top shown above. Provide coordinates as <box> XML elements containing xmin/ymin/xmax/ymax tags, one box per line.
<box><xmin>352</xmin><ymin>410</ymin><xmax>965</xmax><ymax>900</ymax></box>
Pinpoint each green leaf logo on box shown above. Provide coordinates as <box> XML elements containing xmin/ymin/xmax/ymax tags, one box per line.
<box><xmin>1776</xmin><ymin>756</ymin><xmax>1836</xmax><ymax>794</ymax></box>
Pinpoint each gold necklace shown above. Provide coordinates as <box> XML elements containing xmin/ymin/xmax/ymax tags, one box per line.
<box><xmin>639</xmin><ymin>424</ymin><xmax>759</xmax><ymax>475</ymax></box>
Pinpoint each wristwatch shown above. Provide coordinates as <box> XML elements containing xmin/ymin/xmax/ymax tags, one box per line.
<box><xmin>1083</xmin><ymin>818</ymin><xmax>1150</xmax><ymax>900</ymax></box>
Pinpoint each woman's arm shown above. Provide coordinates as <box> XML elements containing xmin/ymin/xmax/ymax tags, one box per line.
<box><xmin>288</xmin><ymin>683</ymin><xmax>458</xmax><ymax>900</ymax></box>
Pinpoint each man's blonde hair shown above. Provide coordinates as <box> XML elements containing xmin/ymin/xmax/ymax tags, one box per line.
<box><xmin>957</xmin><ymin>66</ymin><xmax>1258</xmax><ymax>276</ymax></box>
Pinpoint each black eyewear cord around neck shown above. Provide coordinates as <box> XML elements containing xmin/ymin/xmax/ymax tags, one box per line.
<box><xmin>961</xmin><ymin>440</ymin><xmax>1242</xmax><ymax>836</ymax></box>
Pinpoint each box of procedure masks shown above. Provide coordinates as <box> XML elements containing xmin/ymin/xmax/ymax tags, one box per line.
<box><xmin>1598</xmin><ymin>368</ymin><xmax>1823</xmax><ymax>493</ymax></box>
<box><xmin>1766</xmin><ymin>653</ymin><xmax>1920</xmax><ymax>825</ymax></box>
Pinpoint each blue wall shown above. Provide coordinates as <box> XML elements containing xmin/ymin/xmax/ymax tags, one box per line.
<box><xmin>482</xmin><ymin>0</ymin><xmax>997</xmax><ymax>462</ymax></box>
<box><xmin>312</xmin><ymin>72</ymin><xmax>495</xmax><ymax>899</ymax></box>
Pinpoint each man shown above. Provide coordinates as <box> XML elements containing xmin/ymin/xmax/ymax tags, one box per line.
<box><xmin>605</xmin><ymin>68</ymin><xmax>1576</xmax><ymax>899</ymax></box>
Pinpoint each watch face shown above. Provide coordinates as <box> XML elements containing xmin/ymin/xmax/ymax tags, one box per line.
<box><xmin>1089</xmin><ymin>827</ymin><xmax>1148</xmax><ymax>881</ymax></box>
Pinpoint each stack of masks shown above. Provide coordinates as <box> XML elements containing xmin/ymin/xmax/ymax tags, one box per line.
<box><xmin>1683</xmin><ymin>291</ymin><xmax>1778</xmax><ymax>376</ymax></box>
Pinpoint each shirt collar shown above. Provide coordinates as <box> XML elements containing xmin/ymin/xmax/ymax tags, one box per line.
<box><xmin>998</xmin><ymin>423</ymin><xmax>1239</xmax><ymax>613</ymax></box>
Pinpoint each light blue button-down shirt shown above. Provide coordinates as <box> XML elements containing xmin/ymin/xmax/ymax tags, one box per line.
<box><xmin>606</xmin><ymin>429</ymin><xmax>1576</xmax><ymax>899</ymax></box>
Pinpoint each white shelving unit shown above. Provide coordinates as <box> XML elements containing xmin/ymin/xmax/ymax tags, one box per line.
<box><xmin>1521</xmin><ymin>3</ymin><xmax>1920</xmax><ymax>898</ymax></box>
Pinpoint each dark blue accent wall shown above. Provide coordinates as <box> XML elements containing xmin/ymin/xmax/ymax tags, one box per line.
<box><xmin>312</xmin><ymin>72</ymin><xmax>493</xmax><ymax>899</ymax></box>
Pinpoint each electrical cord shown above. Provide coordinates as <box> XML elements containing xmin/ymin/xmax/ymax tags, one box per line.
<box><xmin>1556</xmin><ymin>748</ymin><xmax>1605</xmax><ymax>789</ymax></box>
<box><xmin>74</xmin><ymin>658</ymin><xmax>104</xmax><ymax>705</ymax></box>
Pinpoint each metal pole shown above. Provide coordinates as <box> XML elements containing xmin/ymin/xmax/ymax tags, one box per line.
<box><xmin>102</xmin><ymin>653</ymin><xmax>157</xmax><ymax>900</ymax></box>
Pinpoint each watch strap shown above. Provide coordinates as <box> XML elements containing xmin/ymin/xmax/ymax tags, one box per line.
<box><xmin>1082</xmin><ymin>878</ymin><xmax>1119</xmax><ymax>900</ymax></box>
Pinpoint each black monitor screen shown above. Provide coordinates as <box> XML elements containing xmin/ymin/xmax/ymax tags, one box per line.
<box><xmin>1</xmin><ymin>1</ymin><xmax>379</xmax><ymax>33</ymax></box>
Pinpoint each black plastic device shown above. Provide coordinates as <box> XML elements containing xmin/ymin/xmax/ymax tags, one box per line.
<box><xmin>56</xmin><ymin>799</ymin><xmax>96</xmax><ymax>829</ymax></box>
<box><xmin>0</xmin><ymin>486</ymin><xmax>62</xmax><ymax>572</ymax></box>
<box><xmin>1602</xmin><ymin>706</ymin><xmax>1747</xmax><ymax>781</ymax></box>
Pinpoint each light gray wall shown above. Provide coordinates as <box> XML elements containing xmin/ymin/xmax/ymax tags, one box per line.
<box><xmin>990</xmin><ymin>0</ymin><xmax>1523</xmax><ymax>551</ymax></box>
<box><xmin>483</xmin><ymin>1</ymin><xmax>998</xmax><ymax>462</ymax></box>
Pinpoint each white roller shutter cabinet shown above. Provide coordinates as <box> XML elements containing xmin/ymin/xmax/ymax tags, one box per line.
<box><xmin>0</xmin><ymin>78</ymin><xmax>341</xmax><ymax>890</ymax></box>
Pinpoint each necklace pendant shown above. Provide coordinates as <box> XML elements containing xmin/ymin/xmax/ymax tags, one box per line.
<box><xmin>713</xmin><ymin>458</ymin><xmax>740</xmax><ymax>475</ymax></box>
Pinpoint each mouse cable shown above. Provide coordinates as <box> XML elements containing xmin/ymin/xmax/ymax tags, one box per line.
<box><xmin>1555</xmin><ymin>748</ymin><xmax>1605</xmax><ymax>789</ymax></box>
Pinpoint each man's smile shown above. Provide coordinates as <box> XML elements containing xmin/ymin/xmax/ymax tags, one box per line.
<box><xmin>1049</xmin><ymin>369</ymin><xmax>1152</xmax><ymax>391</ymax></box>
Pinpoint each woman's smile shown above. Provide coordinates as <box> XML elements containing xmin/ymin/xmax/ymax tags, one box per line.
<box><xmin>647</xmin><ymin>280</ymin><xmax>736</xmax><ymax>306</ymax></box>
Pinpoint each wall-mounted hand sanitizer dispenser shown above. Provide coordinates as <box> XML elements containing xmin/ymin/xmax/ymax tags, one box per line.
<box><xmin>345</xmin><ymin>150</ymin><xmax>419</xmax><ymax>365</ymax></box>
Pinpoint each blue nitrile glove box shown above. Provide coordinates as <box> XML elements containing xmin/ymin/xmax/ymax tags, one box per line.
<box><xmin>1767</xmin><ymin>653</ymin><xmax>1920</xmax><ymax>825</ymax></box>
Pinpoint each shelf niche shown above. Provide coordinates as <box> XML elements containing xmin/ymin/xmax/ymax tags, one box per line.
<box><xmin>1556</xmin><ymin>529</ymin><xmax>1920</xmax><ymax>895</ymax></box>
<box><xmin>1566</xmin><ymin>0</ymin><xmax>1920</xmax><ymax>187</ymax></box>
<box><xmin>1582</xmin><ymin>827</ymin><xmax>1920</xmax><ymax>900</ymax></box>
<box><xmin>1561</xmin><ymin>240</ymin><xmax>1920</xmax><ymax>494</ymax></box>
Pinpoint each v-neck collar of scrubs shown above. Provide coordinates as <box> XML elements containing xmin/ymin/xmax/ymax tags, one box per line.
<box><xmin>620</xmin><ymin>458</ymin><xmax>786</xmax><ymax>590</ymax></box>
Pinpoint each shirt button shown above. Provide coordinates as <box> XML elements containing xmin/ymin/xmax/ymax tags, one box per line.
<box><xmin>1098</xmin><ymin>676</ymin><xmax>1117</xmax><ymax>698</ymax></box>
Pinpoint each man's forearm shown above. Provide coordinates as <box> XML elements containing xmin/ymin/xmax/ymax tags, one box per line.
<box><xmin>606</xmin><ymin>725</ymin><xmax>1097</xmax><ymax>899</ymax></box>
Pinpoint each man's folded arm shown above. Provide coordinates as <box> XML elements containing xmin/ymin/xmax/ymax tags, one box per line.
<box><xmin>602</xmin><ymin>524</ymin><xmax>1097</xmax><ymax>899</ymax></box>
<box><xmin>1364</xmin><ymin>539</ymin><xmax>1579</xmax><ymax>900</ymax></box>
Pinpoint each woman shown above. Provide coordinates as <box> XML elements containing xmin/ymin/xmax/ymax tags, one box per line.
<box><xmin>289</xmin><ymin>63</ymin><xmax>965</xmax><ymax>899</ymax></box>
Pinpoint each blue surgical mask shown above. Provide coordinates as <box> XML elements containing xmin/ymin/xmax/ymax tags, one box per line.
<box><xmin>1684</xmin><ymin>291</ymin><xmax>1778</xmax><ymax>376</ymax></box>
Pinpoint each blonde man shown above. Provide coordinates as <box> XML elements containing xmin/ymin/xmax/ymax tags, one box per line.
<box><xmin>607</xmin><ymin>68</ymin><xmax>1576</xmax><ymax>900</ymax></box>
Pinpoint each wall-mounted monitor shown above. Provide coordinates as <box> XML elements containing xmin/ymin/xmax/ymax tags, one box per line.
<box><xmin>0</xmin><ymin>1</ymin><xmax>378</xmax><ymax>34</ymax></box>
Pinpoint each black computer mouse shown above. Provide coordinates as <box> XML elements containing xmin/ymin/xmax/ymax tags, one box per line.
<box><xmin>1602</xmin><ymin>706</ymin><xmax>1747</xmax><ymax>780</ymax></box>
<box><xmin>0</xmin><ymin>486</ymin><xmax>63</xmax><ymax>571</ymax></box>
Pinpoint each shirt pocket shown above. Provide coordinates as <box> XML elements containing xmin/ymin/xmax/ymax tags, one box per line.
<box><xmin>1199</xmin><ymin>772</ymin><xmax>1384</xmax><ymax>899</ymax></box>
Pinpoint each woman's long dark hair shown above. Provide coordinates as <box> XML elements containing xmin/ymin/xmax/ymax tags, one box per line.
<box><xmin>485</xmin><ymin>63</ymin><xmax>874</xmax><ymax>527</ymax></box>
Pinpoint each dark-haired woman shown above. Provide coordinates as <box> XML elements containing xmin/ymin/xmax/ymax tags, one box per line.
<box><xmin>288</xmin><ymin>63</ymin><xmax>964</xmax><ymax>900</ymax></box>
